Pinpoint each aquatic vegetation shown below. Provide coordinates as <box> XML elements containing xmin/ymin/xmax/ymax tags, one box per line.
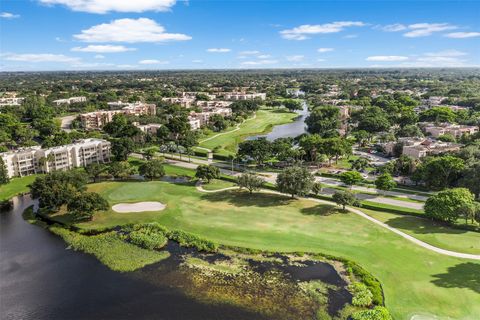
<box><xmin>351</xmin><ymin>306</ymin><xmax>393</xmax><ymax>320</ymax></box>
<box><xmin>126</xmin><ymin>223</ymin><xmax>168</xmax><ymax>249</ymax></box>
<box><xmin>50</xmin><ymin>226</ymin><xmax>169</xmax><ymax>272</ymax></box>
<box><xmin>349</xmin><ymin>282</ymin><xmax>373</xmax><ymax>307</ymax></box>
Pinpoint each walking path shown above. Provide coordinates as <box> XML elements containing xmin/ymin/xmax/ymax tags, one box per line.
<box><xmin>195</xmin><ymin>183</ymin><xmax>480</xmax><ymax>260</ymax></box>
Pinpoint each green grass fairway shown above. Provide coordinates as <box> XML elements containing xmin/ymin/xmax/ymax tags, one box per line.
<box><xmin>362</xmin><ymin>209</ymin><xmax>480</xmax><ymax>255</ymax></box>
<box><xmin>0</xmin><ymin>175</ymin><xmax>38</xmax><ymax>201</ymax></box>
<box><xmin>201</xmin><ymin>179</ymin><xmax>237</xmax><ymax>191</ymax></box>
<box><xmin>78</xmin><ymin>181</ymin><xmax>480</xmax><ymax>320</ymax></box>
<box><xmin>198</xmin><ymin>109</ymin><xmax>297</xmax><ymax>155</ymax></box>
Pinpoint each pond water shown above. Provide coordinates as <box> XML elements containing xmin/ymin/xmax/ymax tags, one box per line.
<box><xmin>248</xmin><ymin>101</ymin><xmax>309</xmax><ymax>141</ymax></box>
<box><xmin>1</xmin><ymin>195</ymin><xmax>351</xmax><ymax>320</ymax></box>
<box><xmin>0</xmin><ymin>196</ymin><xmax>266</xmax><ymax>320</ymax></box>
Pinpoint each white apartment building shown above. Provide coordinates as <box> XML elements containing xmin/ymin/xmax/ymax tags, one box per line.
<box><xmin>0</xmin><ymin>97</ymin><xmax>25</xmax><ymax>106</ymax></box>
<box><xmin>190</xmin><ymin>107</ymin><xmax>233</xmax><ymax>126</ymax></box>
<box><xmin>162</xmin><ymin>97</ymin><xmax>195</xmax><ymax>108</ymax></box>
<box><xmin>107</xmin><ymin>101</ymin><xmax>131</xmax><ymax>109</ymax></box>
<box><xmin>402</xmin><ymin>140</ymin><xmax>461</xmax><ymax>159</ymax></box>
<box><xmin>134</xmin><ymin>123</ymin><xmax>163</xmax><ymax>135</ymax></box>
<box><xmin>188</xmin><ymin>117</ymin><xmax>201</xmax><ymax>130</ymax></box>
<box><xmin>196</xmin><ymin>100</ymin><xmax>232</xmax><ymax>108</ymax></box>
<box><xmin>80</xmin><ymin>102</ymin><xmax>156</xmax><ymax>130</ymax></box>
<box><xmin>422</xmin><ymin>123</ymin><xmax>479</xmax><ymax>138</ymax></box>
<box><xmin>53</xmin><ymin>96</ymin><xmax>87</xmax><ymax>106</ymax></box>
<box><xmin>0</xmin><ymin>139</ymin><xmax>111</xmax><ymax>178</ymax></box>
<box><xmin>223</xmin><ymin>92</ymin><xmax>266</xmax><ymax>101</ymax></box>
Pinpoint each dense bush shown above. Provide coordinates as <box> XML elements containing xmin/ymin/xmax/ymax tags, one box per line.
<box><xmin>344</xmin><ymin>261</ymin><xmax>383</xmax><ymax>305</ymax></box>
<box><xmin>128</xmin><ymin>223</ymin><xmax>168</xmax><ymax>250</ymax></box>
<box><xmin>351</xmin><ymin>306</ymin><xmax>393</xmax><ymax>320</ymax></box>
<box><xmin>349</xmin><ymin>282</ymin><xmax>373</xmax><ymax>307</ymax></box>
<box><xmin>167</xmin><ymin>229</ymin><xmax>218</xmax><ymax>252</ymax></box>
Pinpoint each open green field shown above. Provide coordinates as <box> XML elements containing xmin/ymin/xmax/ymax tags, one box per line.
<box><xmin>361</xmin><ymin>209</ymin><xmax>480</xmax><ymax>255</ymax></box>
<box><xmin>78</xmin><ymin>180</ymin><xmax>480</xmax><ymax>320</ymax></box>
<box><xmin>197</xmin><ymin>109</ymin><xmax>297</xmax><ymax>155</ymax></box>
<box><xmin>0</xmin><ymin>175</ymin><xmax>38</xmax><ymax>201</ymax></box>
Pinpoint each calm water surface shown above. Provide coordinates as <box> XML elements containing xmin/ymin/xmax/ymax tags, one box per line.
<box><xmin>0</xmin><ymin>196</ymin><xmax>265</xmax><ymax>320</ymax></box>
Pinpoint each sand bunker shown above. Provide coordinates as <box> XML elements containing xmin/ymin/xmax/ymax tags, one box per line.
<box><xmin>112</xmin><ymin>202</ymin><xmax>166</xmax><ymax>213</ymax></box>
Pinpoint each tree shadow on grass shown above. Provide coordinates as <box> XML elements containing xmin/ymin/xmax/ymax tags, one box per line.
<box><xmin>384</xmin><ymin>216</ymin><xmax>467</xmax><ymax>235</ymax></box>
<box><xmin>431</xmin><ymin>262</ymin><xmax>480</xmax><ymax>293</ymax></box>
<box><xmin>200</xmin><ymin>190</ymin><xmax>293</xmax><ymax>207</ymax></box>
<box><xmin>301</xmin><ymin>204</ymin><xmax>338</xmax><ymax>216</ymax></box>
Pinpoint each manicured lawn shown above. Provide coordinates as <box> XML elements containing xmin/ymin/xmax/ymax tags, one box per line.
<box><xmin>78</xmin><ymin>181</ymin><xmax>480</xmax><ymax>320</ymax></box>
<box><xmin>362</xmin><ymin>209</ymin><xmax>480</xmax><ymax>255</ymax></box>
<box><xmin>0</xmin><ymin>175</ymin><xmax>38</xmax><ymax>201</ymax></box>
<box><xmin>201</xmin><ymin>179</ymin><xmax>237</xmax><ymax>191</ymax></box>
<box><xmin>198</xmin><ymin>109</ymin><xmax>297</xmax><ymax>155</ymax></box>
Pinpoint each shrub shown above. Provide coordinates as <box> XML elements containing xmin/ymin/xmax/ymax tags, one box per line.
<box><xmin>344</xmin><ymin>261</ymin><xmax>383</xmax><ymax>305</ymax></box>
<box><xmin>351</xmin><ymin>306</ymin><xmax>393</xmax><ymax>320</ymax></box>
<box><xmin>167</xmin><ymin>229</ymin><xmax>218</xmax><ymax>252</ymax></box>
<box><xmin>123</xmin><ymin>223</ymin><xmax>168</xmax><ymax>250</ymax></box>
<box><xmin>349</xmin><ymin>282</ymin><xmax>373</xmax><ymax>307</ymax></box>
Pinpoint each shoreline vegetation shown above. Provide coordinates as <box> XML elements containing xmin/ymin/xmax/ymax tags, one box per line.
<box><xmin>24</xmin><ymin>206</ymin><xmax>385</xmax><ymax>320</ymax></box>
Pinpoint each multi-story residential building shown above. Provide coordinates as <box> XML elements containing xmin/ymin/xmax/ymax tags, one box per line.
<box><xmin>402</xmin><ymin>140</ymin><xmax>461</xmax><ymax>159</ymax></box>
<box><xmin>422</xmin><ymin>123</ymin><xmax>479</xmax><ymax>138</ymax></box>
<box><xmin>0</xmin><ymin>139</ymin><xmax>111</xmax><ymax>178</ymax></box>
<box><xmin>52</xmin><ymin>96</ymin><xmax>87</xmax><ymax>106</ymax></box>
<box><xmin>190</xmin><ymin>107</ymin><xmax>233</xmax><ymax>126</ymax></box>
<box><xmin>0</xmin><ymin>97</ymin><xmax>25</xmax><ymax>106</ymax></box>
<box><xmin>107</xmin><ymin>101</ymin><xmax>131</xmax><ymax>109</ymax></box>
<box><xmin>181</xmin><ymin>92</ymin><xmax>217</xmax><ymax>100</ymax></box>
<box><xmin>134</xmin><ymin>123</ymin><xmax>163</xmax><ymax>135</ymax></box>
<box><xmin>196</xmin><ymin>100</ymin><xmax>232</xmax><ymax>108</ymax></box>
<box><xmin>162</xmin><ymin>97</ymin><xmax>195</xmax><ymax>108</ymax></box>
<box><xmin>222</xmin><ymin>92</ymin><xmax>266</xmax><ymax>101</ymax></box>
<box><xmin>188</xmin><ymin>117</ymin><xmax>201</xmax><ymax>130</ymax></box>
<box><xmin>80</xmin><ymin>102</ymin><xmax>156</xmax><ymax>130</ymax></box>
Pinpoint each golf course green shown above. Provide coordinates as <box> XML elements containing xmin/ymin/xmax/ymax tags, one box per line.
<box><xmin>197</xmin><ymin>108</ymin><xmax>297</xmax><ymax>155</ymax></box>
<box><xmin>77</xmin><ymin>180</ymin><xmax>480</xmax><ymax>320</ymax></box>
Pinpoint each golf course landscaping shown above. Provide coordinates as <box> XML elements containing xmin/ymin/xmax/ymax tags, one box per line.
<box><xmin>69</xmin><ymin>179</ymin><xmax>480</xmax><ymax>320</ymax></box>
<box><xmin>196</xmin><ymin>108</ymin><xmax>298</xmax><ymax>156</ymax></box>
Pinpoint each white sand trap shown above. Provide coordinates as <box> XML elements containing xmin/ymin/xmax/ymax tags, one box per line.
<box><xmin>112</xmin><ymin>202</ymin><xmax>166</xmax><ymax>213</ymax></box>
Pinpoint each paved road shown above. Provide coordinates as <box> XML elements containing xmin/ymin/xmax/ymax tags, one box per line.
<box><xmin>133</xmin><ymin>153</ymin><xmax>425</xmax><ymax>210</ymax></box>
<box><xmin>195</xmin><ymin>183</ymin><xmax>479</xmax><ymax>261</ymax></box>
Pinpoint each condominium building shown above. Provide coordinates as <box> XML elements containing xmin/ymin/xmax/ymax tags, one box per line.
<box><xmin>80</xmin><ymin>102</ymin><xmax>156</xmax><ymax>130</ymax></box>
<box><xmin>189</xmin><ymin>107</ymin><xmax>233</xmax><ymax>126</ymax></box>
<box><xmin>107</xmin><ymin>101</ymin><xmax>132</xmax><ymax>109</ymax></box>
<box><xmin>134</xmin><ymin>123</ymin><xmax>163</xmax><ymax>135</ymax></box>
<box><xmin>52</xmin><ymin>96</ymin><xmax>87</xmax><ymax>106</ymax></box>
<box><xmin>0</xmin><ymin>139</ymin><xmax>111</xmax><ymax>178</ymax></box>
<box><xmin>0</xmin><ymin>97</ymin><xmax>25</xmax><ymax>106</ymax></box>
<box><xmin>222</xmin><ymin>92</ymin><xmax>266</xmax><ymax>101</ymax></box>
<box><xmin>402</xmin><ymin>140</ymin><xmax>461</xmax><ymax>159</ymax></box>
<box><xmin>422</xmin><ymin>123</ymin><xmax>479</xmax><ymax>138</ymax></box>
<box><xmin>162</xmin><ymin>97</ymin><xmax>195</xmax><ymax>108</ymax></box>
<box><xmin>188</xmin><ymin>117</ymin><xmax>201</xmax><ymax>130</ymax></box>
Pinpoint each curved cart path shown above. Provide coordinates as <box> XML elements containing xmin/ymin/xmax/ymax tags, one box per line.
<box><xmin>195</xmin><ymin>183</ymin><xmax>480</xmax><ymax>261</ymax></box>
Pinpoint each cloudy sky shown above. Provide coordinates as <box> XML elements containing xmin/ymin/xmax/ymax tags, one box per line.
<box><xmin>1</xmin><ymin>0</ymin><xmax>479</xmax><ymax>71</ymax></box>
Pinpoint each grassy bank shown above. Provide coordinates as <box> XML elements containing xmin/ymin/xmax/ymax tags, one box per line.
<box><xmin>75</xmin><ymin>180</ymin><xmax>480</xmax><ymax>320</ymax></box>
<box><xmin>0</xmin><ymin>175</ymin><xmax>38</xmax><ymax>201</ymax></box>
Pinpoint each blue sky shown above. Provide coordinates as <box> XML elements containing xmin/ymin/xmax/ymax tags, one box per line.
<box><xmin>1</xmin><ymin>0</ymin><xmax>479</xmax><ymax>71</ymax></box>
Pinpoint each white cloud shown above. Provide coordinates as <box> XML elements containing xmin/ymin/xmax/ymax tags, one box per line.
<box><xmin>286</xmin><ymin>55</ymin><xmax>304</xmax><ymax>62</ymax></box>
<box><xmin>423</xmin><ymin>49</ymin><xmax>466</xmax><ymax>57</ymax></box>
<box><xmin>445</xmin><ymin>32</ymin><xmax>480</xmax><ymax>39</ymax></box>
<box><xmin>38</xmin><ymin>0</ymin><xmax>176</xmax><ymax>14</ymax></box>
<box><xmin>2</xmin><ymin>53</ymin><xmax>80</xmax><ymax>63</ymax></box>
<box><xmin>138</xmin><ymin>59</ymin><xmax>169</xmax><ymax>64</ymax></box>
<box><xmin>71</xmin><ymin>45</ymin><xmax>136</xmax><ymax>53</ymax></box>
<box><xmin>239</xmin><ymin>50</ymin><xmax>260</xmax><ymax>55</ymax></box>
<box><xmin>257</xmin><ymin>54</ymin><xmax>271</xmax><ymax>59</ymax></box>
<box><xmin>241</xmin><ymin>60</ymin><xmax>278</xmax><ymax>66</ymax></box>
<box><xmin>280</xmin><ymin>21</ymin><xmax>365</xmax><ymax>40</ymax></box>
<box><xmin>382</xmin><ymin>24</ymin><xmax>407</xmax><ymax>32</ymax></box>
<box><xmin>381</xmin><ymin>22</ymin><xmax>457</xmax><ymax>37</ymax></box>
<box><xmin>343</xmin><ymin>34</ymin><xmax>358</xmax><ymax>39</ymax></box>
<box><xmin>0</xmin><ymin>12</ymin><xmax>20</xmax><ymax>19</ymax></box>
<box><xmin>317</xmin><ymin>48</ymin><xmax>334</xmax><ymax>53</ymax></box>
<box><xmin>366</xmin><ymin>55</ymin><xmax>409</xmax><ymax>62</ymax></box>
<box><xmin>368</xmin><ymin>50</ymin><xmax>473</xmax><ymax>67</ymax></box>
<box><xmin>94</xmin><ymin>54</ymin><xmax>105</xmax><ymax>59</ymax></box>
<box><xmin>317</xmin><ymin>58</ymin><xmax>326</xmax><ymax>62</ymax></box>
<box><xmin>207</xmin><ymin>48</ymin><xmax>231</xmax><ymax>53</ymax></box>
<box><xmin>74</xmin><ymin>18</ymin><xmax>191</xmax><ymax>43</ymax></box>
<box><xmin>117</xmin><ymin>64</ymin><xmax>137</xmax><ymax>69</ymax></box>
<box><xmin>192</xmin><ymin>59</ymin><xmax>203</xmax><ymax>63</ymax></box>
